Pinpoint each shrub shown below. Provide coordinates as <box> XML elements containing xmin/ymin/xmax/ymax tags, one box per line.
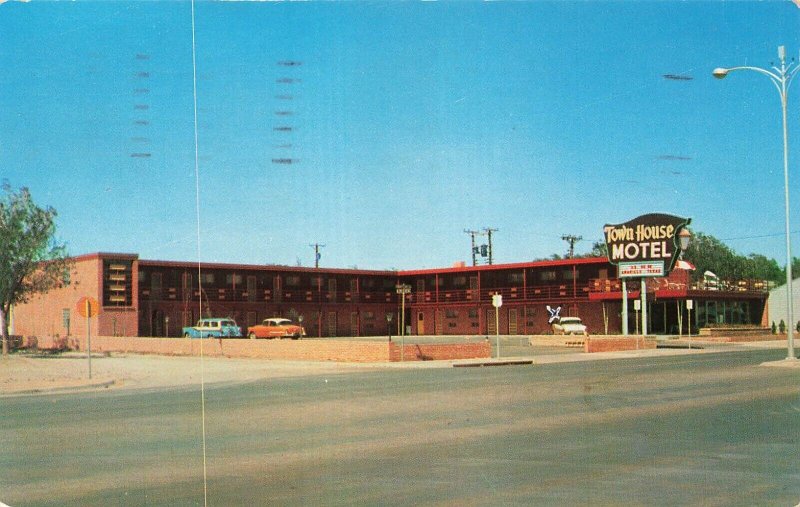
<box><xmin>779</xmin><ymin>320</ymin><xmax>786</xmax><ymax>334</ymax></box>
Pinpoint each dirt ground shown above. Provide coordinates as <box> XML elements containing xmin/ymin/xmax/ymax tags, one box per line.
<box><xmin>0</xmin><ymin>352</ymin><xmax>387</xmax><ymax>395</ymax></box>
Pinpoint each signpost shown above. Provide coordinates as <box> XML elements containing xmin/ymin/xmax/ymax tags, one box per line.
<box><xmin>604</xmin><ymin>213</ymin><xmax>691</xmax><ymax>337</ymax></box>
<box><xmin>395</xmin><ymin>284</ymin><xmax>411</xmax><ymax>361</ymax></box>
<box><xmin>76</xmin><ymin>296</ymin><xmax>100</xmax><ymax>378</ymax></box>
<box><xmin>492</xmin><ymin>293</ymin><xmax>503</xmax><ymax>358</ymax></box>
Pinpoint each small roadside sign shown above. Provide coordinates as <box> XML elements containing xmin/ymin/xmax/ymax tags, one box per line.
<box><xmin>76</xmin><ymin>297</ymin><xmax>100</xmax><ymax>318</ymax></box>
<box><xmin>492</xmin><ymin>294</ymin><xmax>503</xmax><ymax>308</ymax></box>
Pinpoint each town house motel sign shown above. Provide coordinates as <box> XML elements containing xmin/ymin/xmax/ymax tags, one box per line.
<box><xmin>604</xmin><ymin>213</ymin><xmax>692</xmax><ymax>335</ymax></box>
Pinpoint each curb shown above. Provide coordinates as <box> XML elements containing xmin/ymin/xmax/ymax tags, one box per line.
<box><xmin>1</xmin><ymin>379</ymin><xmax>116</xmax><ymax>397</ymax></box>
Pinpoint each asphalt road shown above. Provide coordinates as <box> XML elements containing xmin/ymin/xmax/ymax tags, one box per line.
<box><xmin>2</xmin><ymin>348</ymin><xmax>798</xmax><ymax>506</ymax></box>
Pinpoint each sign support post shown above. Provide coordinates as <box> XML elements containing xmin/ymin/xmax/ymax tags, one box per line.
<box><xmin>622</xmin><ymin>280</ymin><xmax>628</xmax><ymax>335</ymax></box>
<box><xmin>395</xmin><ymin>284</ymin><xmax>411</xmax><ymax>362</ymax></box>
<box><xmin>86</xmin><ymin>299</ymin><xmax>92</xmax><ymax>379</ymax></box>
<box><xmin>492</xmin><ymin>293</ymin><xmax>503</xmax><ymax>358</ymax></box>
<box><xmin>76</xmin><ymin>297</ymin><xmax>100</xmax><ymax>379</ymax></box>
<box><xmin>641</xmin><ymin>278</ymin><xmax>647</xmax><ymax>337</ymax></box>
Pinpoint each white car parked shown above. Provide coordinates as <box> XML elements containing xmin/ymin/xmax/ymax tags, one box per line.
<box><xmin>552</xmin><ymin>316</ymin><xmax>588</xmax><ymax>336</ymax></box>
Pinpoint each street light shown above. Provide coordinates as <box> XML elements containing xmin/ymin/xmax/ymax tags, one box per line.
<box><xmin>678</xmin><ymin>228</ymin><xmax>692</xmax><ymax>256</ymax></box>
<box><xmin>713</xmin><ymin>45</ymin><xmax>799</xmax><ymax>361</ymax></box>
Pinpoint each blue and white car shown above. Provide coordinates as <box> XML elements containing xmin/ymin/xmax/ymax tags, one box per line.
<box><xmin>182</xmin><ymin>318</ymin><xmax>242</xmax><ymax>338</ymax></box>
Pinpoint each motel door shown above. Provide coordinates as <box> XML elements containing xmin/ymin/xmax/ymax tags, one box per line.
<box><xmin>509</xmin><ymin>309</ymin><xmax>518</xmax><ymax>335</ymax></box>
<box><xmin>417</xmin><ymin>311</ymin><xmax>425</xmax><ymax>335</ymax></box>
<box><xmin>487</xmin><ymin>309</ymin><xmax>497</xmax><ymax>335</ymax></box>
<box><xmin>327</xmin><ymin>312</ymin><xmax>337</xmax><ymax>337</ymax></box>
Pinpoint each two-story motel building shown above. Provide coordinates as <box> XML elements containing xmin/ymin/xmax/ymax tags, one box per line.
<box><xmin>10</xmin><ymin>252</ymin><xmax>769</xmax><ymax>340</ymax></box>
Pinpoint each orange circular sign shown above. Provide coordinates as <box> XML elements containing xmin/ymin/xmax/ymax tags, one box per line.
<box><xmin>76</xmin><ymin>297</ymin><xmax>100</xmax><ymax>318</ymax></box>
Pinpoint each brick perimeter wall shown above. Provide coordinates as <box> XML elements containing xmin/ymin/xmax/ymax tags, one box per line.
<box><xmin>23</xmin><ymin>335</ymin><xmax>490</xmax><ymax>363</ymax></box>
<box><xmin>389</xmin><ymin>341</ymin><xmax>491</xmax><ymax>362</ymax></box>
<box><xmin>584</xmin><ymin>336</ymin><xmax>657</xmax><ymax>353</ymax></box>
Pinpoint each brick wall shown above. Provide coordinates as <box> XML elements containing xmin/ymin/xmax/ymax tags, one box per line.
<box><xmin>584</xmin><ymin>336</ymin><xmax>656</xmax><ymax>353</ymax></box>
<box><xmin>11</xmin><ymin>255</ymin><xmax>103</xmax><ymax>338</ymax></box>
<box><xmin>389</xmin><ymin>341</ymin><xmax>491</xmax><ymax>361</ymax></box>
<box><xmin>22</xmin><ymin>335</ymin><xmax>490</xmax><ymax>363</ymax></box>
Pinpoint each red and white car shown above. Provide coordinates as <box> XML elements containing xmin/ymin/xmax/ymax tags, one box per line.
<box><xmin>247</xmin><ymin>318</ymin><xmax>306</xmax><ymax>339</ymax></box>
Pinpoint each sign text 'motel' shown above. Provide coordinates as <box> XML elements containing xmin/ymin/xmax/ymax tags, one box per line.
<box><xmin>604</xmin><ymin>213</ymin><xmax>691</xmax><ymax>278</ymax></box>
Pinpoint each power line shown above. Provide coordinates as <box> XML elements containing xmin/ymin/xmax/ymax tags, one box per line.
<box><xmin>484</xmin><ymin>227</ymin><xmax>498</xmax><ymax>265</ymax></box>
<box><xmin>561</xmin><ymin>234</ymin><xmax>583</xmax><ymax>259</ymax></box>
<box><xmin>464</xmin><ymin>229</ymin><xmax>480</xmax><ymax>267</ymax></box>
<box><xmin>310</xmin><ymin>243</ymin><xmax>325</xmax><ymax>268</ymax></box>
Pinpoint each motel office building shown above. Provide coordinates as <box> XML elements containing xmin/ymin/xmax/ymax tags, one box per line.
<box><xmin>11</xmin><ymin>252</ymin><xmax>769</xmax><ymax>340</ymax></box>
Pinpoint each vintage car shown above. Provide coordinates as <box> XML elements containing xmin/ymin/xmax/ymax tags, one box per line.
<box><xmin>552</xmin><ymin>316</ymin><xmax>588</xmax><ymax>336</ymax></box>
<box><xmin>247</xmin><ymin>318</ymin><xmax>306</xmax><ymax>339</ymax></box>
<box><xmin>182</xmin><ymin>318</ymin><xmax>242</xmax><ymax>338</ymax></box>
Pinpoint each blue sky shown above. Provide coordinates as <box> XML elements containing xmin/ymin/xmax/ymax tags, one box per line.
<box><xmin>2</xmin><ymin>1</ymin><xmax>800</xmax><ymax>270</ymax></box>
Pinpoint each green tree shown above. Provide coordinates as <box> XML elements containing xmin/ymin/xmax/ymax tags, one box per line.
<box><xmin>682</xmin><ymin>231</ymin><xmax>786</xmax><ymax>285</ymax></box>
<box><xmin>0</xmin><ymin>183</ymin><xmax>71</xmax><ymax>355</ymax></box>
<box><xmin>743</xmin><ymin>254</ymin><xmax>783</xmax><ymax>282</ymax></box>
<box><xmin>683</xmin><ymin>232</ymin><xmax>737</xmax><ymax>280</ymax></box>
<box><xmin>791</xmin><ymin>257</ymin><xmax>800</xmax><ymax>281</ymax></box>
<box><xmin>589</xmin><ymin>240</ymin><xmax>608</xmax><ymax>258</ymax></box>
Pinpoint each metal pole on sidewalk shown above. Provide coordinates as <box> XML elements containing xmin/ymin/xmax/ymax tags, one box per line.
<box><xmin>86</xmin><ymin>299</ymin><xmax>92</xmax><ymax>379</ymax></box>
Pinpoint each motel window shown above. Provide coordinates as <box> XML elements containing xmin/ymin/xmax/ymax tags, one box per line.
<box><xmin>200</xmin><ymin>273</ymin><xmax>215</xmax><ymax>285</ymax></box>
<box><xmin>509</xmin><ymin>272</ymin><xmax>524</xmax><ymax>284</ymax></box>
<box><xmin>445</xmin><ymin>310</ymin><xmax>458</xmax><ymax>319</ymax></box>
<box><xmin>468</xmin><ymin>309</ymin><xmax>478</xmax><ymax>319</ymax></box>
<box><xmin>563</xmin><ymin>269</ymin><xmax>579</xmax><ymax>281</ymax></box>
<box><xmin>62</xmin><ymin>309</ymin><xmax>70</xmax><ymax>335</ymax></box>
<box><xmin>361</xmin><ymin>278</ymin><xmax>375</xmax><ymax>289</ymax></box>
<box><xmin>363</xmin><ymin>311</ymin><xmax>375</xmax><ymax>320</ymax></box>
<box><xmin>226</xmin><ymin>274</ymin><xmax>243</xmax><ymax>286</ymax></box>
<box><xmin>285</xmin><ymin>275</ymin><xmax>300</xmax><ymax>287</ymax></box>
<box><xmin>539</xmin><ymin>271</ymin><xmax>556</xmax><ymax>282</ymax></box>
<box><xmin>452</xmin><ymin>276</ymin><xmax>467</xmax><ymax>288</ymax></box>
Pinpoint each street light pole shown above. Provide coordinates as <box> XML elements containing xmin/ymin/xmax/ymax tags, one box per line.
<box><xmin>714</xmin><ymin>45</ymin><xmax>799</xmax><ymax>361</ymax></box>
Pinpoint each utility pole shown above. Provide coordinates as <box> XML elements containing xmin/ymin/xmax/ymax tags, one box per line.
<box><xmin>464</xmin><ymin>229</ymin><xmax>480</xmax><ymax>266</ymax></box>
<box><xmin>310</xmin><ymin>243</ymin><xmax>325</xmax><ymax>268</ymax></box>
<box><xmin>484</xmin><ymin>227</ymin><xmax>498</xmax><ymax>265</ymax></box>
<box><xmin>561</xmin><ymin>234</ymin><xmax>583</xmax><ymax>259</ymax></box>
